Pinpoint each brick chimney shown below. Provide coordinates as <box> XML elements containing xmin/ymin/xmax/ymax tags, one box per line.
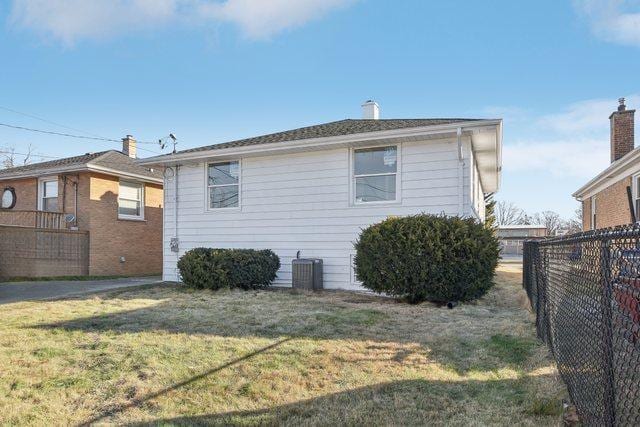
<box><xmin>122</xmin><ymin>135</ymin><xmax>137</xmax><ymax>159</ymax></box>
<box><xmin>610</xmin><ymin>98</ymin><xmax>635</xmax><ymax>162</ymax></box>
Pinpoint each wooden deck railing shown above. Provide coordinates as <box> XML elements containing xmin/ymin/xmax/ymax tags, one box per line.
<box><xmin>0</xmin><ymin>210</ymin><xmax>66</xmax><ymax>230</ymax></box>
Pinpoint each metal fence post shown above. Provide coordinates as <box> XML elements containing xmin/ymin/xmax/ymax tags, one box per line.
<box><xmin>600</xmin><ymin>237</ymin><xmax>616</xmax><ymax>427</ymax></box>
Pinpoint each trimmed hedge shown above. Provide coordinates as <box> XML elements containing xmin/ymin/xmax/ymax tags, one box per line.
<box><xmin>177</xmin><ymin>248</ymin><xmax>280</xmax><ymax>290</ymax></box>
<box><xmin>354</xmin><ymin>214</ymin><xmax>499</xmax><ymax>303</ymax></box>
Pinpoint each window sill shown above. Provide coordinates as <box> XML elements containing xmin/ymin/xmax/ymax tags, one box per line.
<box><xmin>205</xmin><ymin>207</ymin><xmax>241</xmax><ymax>213</ymax></box>
<box><xmin>351</xmin><ymin>200</ymin><xmax>402</xmax><ymax>208</ymax></box>
<box><xmin>118</xmin><ymin>217</ymin><xmax>147</xmax><ymax>222</ymax></box>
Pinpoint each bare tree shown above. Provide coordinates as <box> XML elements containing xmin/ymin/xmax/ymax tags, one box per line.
<box><xmin>495</xmin><ymin>201</ymin><xmax>524</xmax><ymax>226</ymax></box>
<box><xmin>0</xmin><ymin>144</ymin><xmax>35</xmax><ymax>169</ymax></box>
<box><xmin>531</xmin><ymin>211</ymin><xmax>563</xmax><ymax>236</ymax></box>
<box><xmin>565</xmin><ymin>206</ymin><xmax>583</xmax><ymax>234</ymax></box>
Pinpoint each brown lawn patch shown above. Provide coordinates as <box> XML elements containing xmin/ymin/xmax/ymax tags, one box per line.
<box><xmin>0</xmin><ymin>264</ymin><xmax>566</xmax><ymax>425</ymax></box>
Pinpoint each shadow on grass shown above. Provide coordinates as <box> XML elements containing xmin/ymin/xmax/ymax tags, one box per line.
<box><xmin>32</xmin><ymin>286</ymin><xmax>395</xmax><ymax>341</ymax></box>
<box><xmin>31</xmin><ymin>281</ymin><xmax>551</xmax><ymax>377</ymax></box>
<box><xmin>120</xmin><ymin>376</ymin><xmax>561</xmax><ymax>426</ymax></box>
<box><xmin>80</xmin><ymin>337</ymin><xmax>293</xmax><ymax>426</ymax></box>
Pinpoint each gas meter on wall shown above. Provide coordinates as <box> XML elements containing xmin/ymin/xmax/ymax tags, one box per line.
<box><xmin>170</xmin><ymin>237</ymin><xmax>179</xmax><ymax>253</ymax></box>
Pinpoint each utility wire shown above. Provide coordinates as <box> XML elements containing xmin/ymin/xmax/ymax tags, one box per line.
<box><xmin>0</xmin><ymin>149</ymin><xmax>60</xmax><ymax>159</ymax></box>
<box><xmin>0</xmin><ymin>122</ymin><xmax>122</xmax><ymax>142</ymax></box>
<box><xmin>0</xmin><ymin>105</ymin><xmax>112</xmax><ymax>141</ymax></box>
<box><xmin>0</xmin><ymin>122</ymin><xmax>162</xmax><ymax>155</ymax></box>
<box><xmin>0</xmin><ymin>106</ymin><xmax>160</xmax><ymax>145</ymax></box>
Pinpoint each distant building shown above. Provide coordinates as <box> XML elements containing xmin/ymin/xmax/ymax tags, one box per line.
<box><xmin>0</xmin><ymin>136</ymin><xmax>163</xmax><ymax>278</ymax></box>
<box><xmin>497</xmin><ymin>225</ymin><xmax>547</xmax><ymax>257</ymax></box>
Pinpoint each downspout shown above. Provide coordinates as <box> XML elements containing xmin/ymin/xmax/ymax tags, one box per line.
<box><xmin>74</xmin><ymin>175</ymin><xmax>79</xmax><ymax>228</ymax></box>
<box><xmin>168</xmin><ymin>165</ymin><xmax>180</xmax><ymax>255</ymax></box>
<box><xmin>175</xmin><ymin>165</ymin><xmax>179</xmax><ymax>243</ymax></box>
<box><xmin>457</xmin><ymin>127</ymin><xmax>464</xmax><ymax>216</ymax></box>
<box><xmin>62</xmin><ymin>175</ymin><xmax>67</xmax><ymax>213</ymax></box>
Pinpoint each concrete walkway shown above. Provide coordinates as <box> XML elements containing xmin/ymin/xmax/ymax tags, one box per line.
<box><xmin>0</xmin><ymin>276</ymin><xmax>162</xmax><ymax>305</ymax></box>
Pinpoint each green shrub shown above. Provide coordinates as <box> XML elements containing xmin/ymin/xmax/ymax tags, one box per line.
<box><xmin>354</xmin><ymin>214</ymin><xmax>499</xmax><ymax>303</ymax></box>
<box><xmin>177</xmin><ymin>248</ymin><xmax>280</xmax><ymax>290</ymax></box>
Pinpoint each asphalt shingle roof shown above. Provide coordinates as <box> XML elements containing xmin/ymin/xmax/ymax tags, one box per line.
<box><xmin>178</xmin><ymin>118</ymin><xmax>483</xmax><ymax>154</ymax></box>
<box><xmin>0</xmin><ymin>150</ymin><xmax>162</xmax><ymax>180</ymax></box>
<box><xmin>89</xmin><ymin>151</ymin><xmax>163</xmax><ymax>180</ymax></box>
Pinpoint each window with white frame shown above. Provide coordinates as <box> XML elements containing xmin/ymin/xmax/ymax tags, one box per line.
<box><xmin>353</xmin><ymin>146</ymin><xmax>398</xmax><ymax>203</ymax></box>
<box><xmin>207</xmin><ymin>161</ymin><xmax>240</xmax><ymax>209</ymax></box>
<box><xmin>39</xmin><ymin>178</ymin><xmax>58</xmax><ymax>212</ymax></box>
<box><xmin>118</xmin><ymin>181</ymin><xmax>144</xmax><ymax>220</ymax></box>
<box><xmin>635</xmin><ymin>175</ymin><xmax>640</xmax><ymax>222</ymax></box>
<box><xmin>591</xmin><ymin>196</ymin><xmax>597</xmax><ymax>230</ymax></box>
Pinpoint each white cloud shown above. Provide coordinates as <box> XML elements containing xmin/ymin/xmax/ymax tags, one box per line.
<box><xmin>199</xmin><ymin>0</ymin><xmax>354</xmax><ymax>39</ymax></box>
<box><xmin>574</xmin><ymin>0</ymin><xmax>640</xmax><ymax>46</ymax></box>
<box><xmin>537</xmin><ymin>94</ymin><xmax>640</xmax><ymax>135</ymax></box>
<box><xmin>500</xmin><ymin>94</ymin><xmax>639</xmax><ymax>179</ymax></box>
<box><xmin>9</xmin><ymin>0</ymin><xmax>179</xmax><ymax>45</ymax></box>
<box><xmin>504</xmin><ymin>139</ymin><xmax>609</xmax><ymax>179</ymax></box>
<box><xmin>8</xmin><ymin>0</ymin><xmax>354</xmax><ymax>45</ymax></box>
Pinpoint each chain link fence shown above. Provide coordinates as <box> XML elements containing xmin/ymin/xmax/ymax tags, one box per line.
<box><xmin>523</xmin><ymin>225</ymin><xmax>640</xmax><ymax>426</ymax></box>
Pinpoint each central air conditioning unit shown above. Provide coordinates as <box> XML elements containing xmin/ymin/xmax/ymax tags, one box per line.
<box><xmin>292</xmin><ymin>258</ymin><xmax>323</xmax><ymax>290</ymax></box>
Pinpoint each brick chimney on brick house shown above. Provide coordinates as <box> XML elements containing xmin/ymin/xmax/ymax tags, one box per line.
<box><xmin>610</xmin><ymin>98</ymin><xmax>635</xmax><ymax>162</ymax></box>
<box><xmin>122</xmin><ymin>135</ymin><xmax>137</xmax><ymax>159</ymax></box>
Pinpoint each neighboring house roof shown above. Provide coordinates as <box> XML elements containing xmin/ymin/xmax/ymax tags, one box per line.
<box><xmin>139</xmin><ymin>117</ymin><xmax>503</xmax><ymax>192</ymax></box>
<box><xmin>0</xmin><ymin>150</ymin><xmax>163</xmax><ymax>183</ymax></box>
<box><xmin>177</xmin><ymin>118</ymin><xmax>484</xmax><ymax>154</ymax></box>
<box><xmin>572</xmin><ymin>145</ymin><xmax>640</xmax><ymax>200</ymax></box>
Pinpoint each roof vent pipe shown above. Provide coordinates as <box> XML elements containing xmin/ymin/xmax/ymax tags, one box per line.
<box><xmin>362</xmin><ymin>100</ymin><xmax>380</xmax><ymax>120</ymax></box>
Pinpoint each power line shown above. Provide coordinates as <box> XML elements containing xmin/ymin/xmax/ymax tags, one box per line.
<box><xmin>0</xmin><ymin>122</ymin><xmax>122</xmax><ymax>142</ymax></box>
<box><xmin>0</xmin><ymin>106</ymin><xmax>160</xmax><ymax>145</ymax></box>
<box><xmin>0</xmin><ymin>149</ymin><xmax>60</xmax><ymax>159</ymax></box>
<box><xmin>0</xmin><ymin>105</ymin><xmax>112</xmax><ymax>140</ymax></box>
<box><xmin>0</xmin><ymin>122</ymin><xmax>162</xmax><ymax>155</ymax></box>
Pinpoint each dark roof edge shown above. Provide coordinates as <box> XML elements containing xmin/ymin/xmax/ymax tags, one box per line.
<box><xmin>140</xmin><ymin>118</ymin><xmax>500</xmax><ymax>165</ymax></box>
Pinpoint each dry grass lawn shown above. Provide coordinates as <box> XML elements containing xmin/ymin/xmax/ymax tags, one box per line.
<box><xmin>0</xmin><ymin>264</ymin><xmax>567</xmax><ymax>426</ymax></box>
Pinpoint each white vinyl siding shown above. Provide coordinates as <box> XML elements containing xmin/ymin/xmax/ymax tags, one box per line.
<box><xmin>163</xmin><ymin>136</ymin><xmax>476</xmax><ymax>289</ymax></box>
<box><xmin>634</xmin><ymin>174</ymin><xmax>640</xmax><ymax>222</ymax></box>
<box><xmin>118</xmin><ymin>181</ymin><xmax>144</xmax><ymax>220</ymax></box>
<box><xmin>468</xmin><ymin>148</ymin><xmax>485</xmax><ymax>222</ymax></box>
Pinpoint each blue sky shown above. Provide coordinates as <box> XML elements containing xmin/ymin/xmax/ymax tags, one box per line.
<box><xmin>1</xmin><ymin>0</ymin><xmax>639</xmax><ymax>218</ymax></box>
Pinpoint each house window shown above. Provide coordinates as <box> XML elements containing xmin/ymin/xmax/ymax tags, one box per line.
<box><xmin>353</xmin><ymin>146</ymin><xmax>398</xmax><ymax>203</ymax></box>
<box><xmin>591</xmin><ymin>196</ymin><xmax>597</xmax><ymax>230</ymax></box>
<box><xmin>635</xmin><ymin>175</ymin><xmax>640</xmax><ymax>222</ymax></box>
<box><xmin>207</xmin><ymin>161</ymin><xmax>240</xmax><ymax>209</ymax></box>
<box><xmin>1</xmin><ymin>187</ymin><xmax>17</xmax><ymax>209</ymax></box>
<box><xmin>39</xmin><ymin>178</ymin><xmax>58</xmax><ymax>212</ymax></box>
<box><xmin>118</xmin><ymin>181</ymin><xmax>144</xmax><ymax>220</ymax></box>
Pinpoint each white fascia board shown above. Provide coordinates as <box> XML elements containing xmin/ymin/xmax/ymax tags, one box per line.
<box><xmin>138</xmin><ymin>120</ymin><xmax>503</xmax><ymax>166</ymax></box>
<box><xmin>572</xmin><ymin>148</ymin><xmax>640</xmax><ymax>200</ymax></box>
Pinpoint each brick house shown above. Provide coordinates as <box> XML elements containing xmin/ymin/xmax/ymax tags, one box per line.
<box><xmin>0</xmin><ymin>137</ymin><xmax>163</xmax><ymax>277</ymax></box>
<box><xmin>574</xmin><ymin>98</ymin><xmax>638</xmax><ymax>230</ymax></box>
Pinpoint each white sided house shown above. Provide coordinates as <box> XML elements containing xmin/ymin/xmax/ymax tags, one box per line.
<box><xmin>140</xmin><ymin>102</ymin><xmax>502</xmax><ymax>290</ymax></box>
